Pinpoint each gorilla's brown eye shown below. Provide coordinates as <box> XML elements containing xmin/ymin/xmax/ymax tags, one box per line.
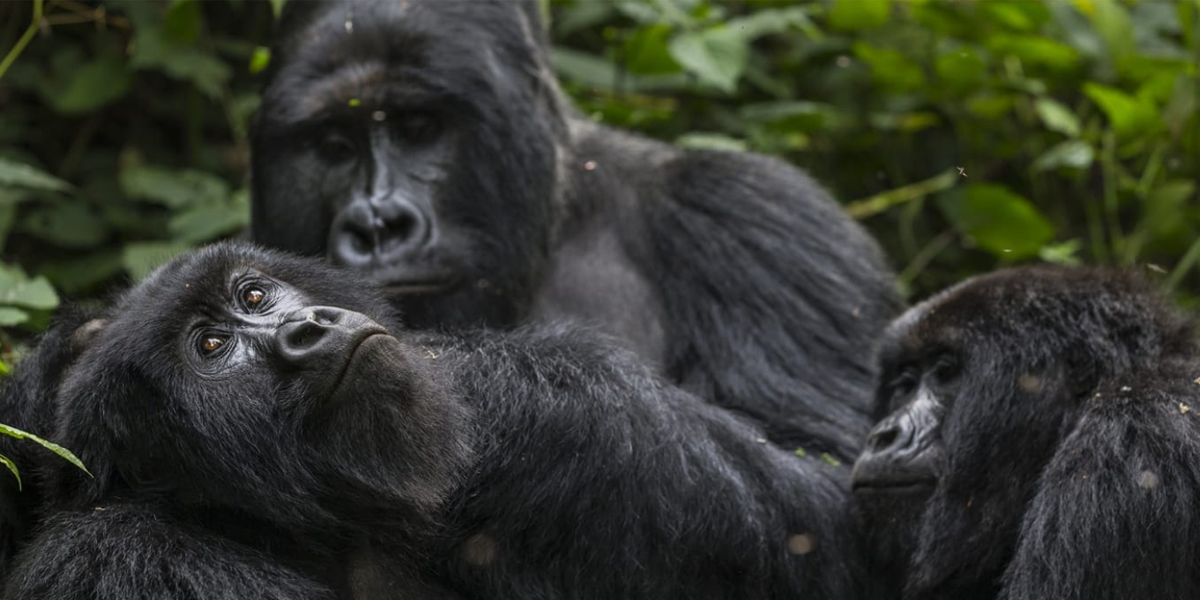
<box><xmin>243</xmin><ymin>287</ymin><xmax>266</xmax><ymax>309</ymax></box>
<box><xmin>200</xmin><ymin>335</ymin><xmax>227</xmax><ymax>355</ymax></box>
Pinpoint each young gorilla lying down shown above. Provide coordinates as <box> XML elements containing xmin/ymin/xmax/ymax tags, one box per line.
<box><xmin>852</xmin><ymin>266</ymin><xmax>1200</xmax><ymax>600</ymax></box>
<box><xmin>2</xmin><ymin>243</ymin><xmax>873</xmax><ymax>600</ymax></box>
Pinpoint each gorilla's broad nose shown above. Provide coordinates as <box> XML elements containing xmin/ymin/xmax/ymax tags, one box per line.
<box><xmin>275</xmin><ymin>306</ymin><xmax>387</xmax><ymax>369</ymax></box>
<box><xmin>331</xmin><ymin>196</ymin><xmax>431</xmax><ymax>267</ymax></box>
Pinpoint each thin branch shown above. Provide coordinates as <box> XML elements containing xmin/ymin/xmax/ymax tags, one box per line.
<box><xmin>0</xmin><ymin>0</ymin><xmax>44</xmax><ymax>82</ymax></box>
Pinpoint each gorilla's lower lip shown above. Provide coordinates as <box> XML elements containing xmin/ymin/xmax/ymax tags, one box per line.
<box><xmin>330</xmin><ymin>332</ymin><xmax>391</xmax><ymax>396</ymax></box>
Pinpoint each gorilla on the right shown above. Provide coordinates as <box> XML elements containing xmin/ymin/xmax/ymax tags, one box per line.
<box><xmin>852</xmin><ymin>266</ymin><xmax>1200</xmax><ymax>600</ymax></box>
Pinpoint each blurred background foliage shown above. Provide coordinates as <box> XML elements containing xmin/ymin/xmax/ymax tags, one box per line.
<box><xmin>0</xmin><ymin>0</ymin><xmax>1198</xmax><ymax>363</ymax></box>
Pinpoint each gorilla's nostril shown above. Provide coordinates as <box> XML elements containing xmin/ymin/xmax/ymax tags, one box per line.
<box><xmin>347</xmin><ymin>228</ymin><xmax>372</xmax><ymax>255</ymax></box>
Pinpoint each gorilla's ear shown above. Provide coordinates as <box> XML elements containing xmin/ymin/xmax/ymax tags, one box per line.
<box><xmin>70</xmin><ymin>319</ymin><xmax>107</xmax><ymax>356</ymax></box>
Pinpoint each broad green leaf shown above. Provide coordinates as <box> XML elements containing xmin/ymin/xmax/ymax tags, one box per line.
<box><xmin>623</xmin><ymin>25</ymin><xmax>680</xmax><ymax>75</ymax></box>
<box><xmin>739</xmin><ymin>101</ymin><xmax>848</xmax><ymax>133</ymax></box>
<box><xmin>551</xmin><ymin>48</ymin><xmax>690</xmax><ymax>93</ymax></box>
<box><xmin>675</xmin><ymin>133</ymin><xmax>747</xmax><ymax>152</ymax></box>
<box><xmin>168</xmin><ymin>190</ymin><xmax>250</xmax><ymax>244</ymax></box>
<box><xmin>0</xmin><ymin>158</ymin><xmax>71</xmax><ymax>193</ymax></box>
<box><xmin>937</xmin><ymin>184</ymin><xmax>1054</xmax><ymax>259</ymax></box>
<box><xmin>1083</xmin><ymin>83</ymin><xmax>1163</xmax><ymax>137</ymax></box>
<box><xmin>38</xmin><ymin>53</ymin><xmax>133</xmax><ymax>115</ymax></box>
<box><xmin>1033</xmin><ymin>140</ymin><xmax>1095</xmax><ymax>172</ymax></box>
<box><xmin>37</xmin><ymin>251</ymin><xmax>125</xmax><ymax>295</ymax></box>
<box><xmin>935</xmin><ymin>48</ymin><xmax>985</xmax><ymax>92</ymax></box>
<box><xmin>829</xmin><ymin>0</ymin><xmax>890</xmax><ymax>31</ymax></box>
<box><xmin>0</xmin><ymin>266</ymin><xmax>59</xmax><ymax>310</ymax></box>
<box><xmin>0</xmin><ymin>424</ymin><xmax>91</xmax><ymax>477</ymax></box>
<box><xmin>1083</xmin><ymin>0</ymin><xmax>1136</xmax><ymax>71</ymax></box>
<box><xmin>120</xmin><ymin>166</ymin><xmax>230</xmax><ymax>209</ymax></box>
<box><xmin>130</xmin><ymin>27</ymin><xmax>231</xmax><ymax>99</ymax></box>
<box><xmin>853</xmin><ymin>43</ymin><xmax>925</xmax><ymax>91</ymax></box>
<box><xmin>19</xmin><ymin>203</ymin><xmax>108</xmax><ymax>249</ymax></box>
<box><xmin>1034</xmin><ymin>98</ymin><xmax>1081</xmax><ymax>137</ymax></box>
<box><xmin>123</xmin><ymin>242</ymin><xmax>191</xmax><ymax>281</ymax></box>
<box><xmin>986</xmin><ymin>35</ymin><xmax>1080</xmax><ymax>71</ymax></box>
<box><xmin>269</xmin><ymin>0</ymin><xmax>287</xmax><ymax>20</ymax></box>
<box><xmin>0</xmin><ymin>308</ymin><xmax>29</xmax><ymax>326</ymax></box>
<box><xmin>726</xmin><ymin>7</ymin><xmax>816</xmax><ymax>39</ymax></box>
<box><xmin>164</xmin><ymin>0</ymin><xmax>203</xmax><ymax>44</ymax></box>
<box><xmin>668</xmin><ymin>27</ymin><xmax>748</xmax><ymax>93</ymax></box>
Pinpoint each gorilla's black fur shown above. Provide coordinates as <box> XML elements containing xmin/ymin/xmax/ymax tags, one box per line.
<box><xmin>852</xmin><ymin>266</ymin><xmax>1200</xmax><ymax>600</ymax></box>
<box><xmin>250</xmin><ymin>0</ymin><xmax>901</xmax><ymax>459</ymax></box>
<box><xmin>3</xmin><ymin>243</ymin><xmax>875</xmax><ymax>600</ymax></box>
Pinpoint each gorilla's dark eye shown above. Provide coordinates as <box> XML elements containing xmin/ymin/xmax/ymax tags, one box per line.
<box><xmin>316</xmin><ymin>132</ymin><xmax>356</xmax><ymax>163</ymax></box>
<box><xmin>930</xmin><ymin>356</ymin><xmax>961</xmax><ymax>385</ymax></box>
<box><xmin>886</xmin><ymin>369</ymin><xmax>919</xmax><ymax>402</ymax></box>
<box><xmin>199</xmin><ymin>335</ymin><xmax>229</xmax><ymax>355</ymax></box>
<box><xmin>395</xmin><ymin>111</ymin><xmax>441</xmax><ymax>142</ymax></box>
<box><xmin>242</xmin><ymin>287</ymin><xmax>267</xmax><ymax>310</ymax></box>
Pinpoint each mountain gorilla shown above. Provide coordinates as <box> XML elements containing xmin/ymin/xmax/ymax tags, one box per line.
<box><xmin>250</xmin><ymin>0</ymin><xmax>901</xmax><ymax>459</ymax></box>
<box><xmin>851</xmin><ymin>267</ymin><xmax>1200</xmax><ymax>600</ymax></box>
<box><xmin>3</xmin><ymin>243</ymin><xmax>875</xmax><ymax>600</ymax></box>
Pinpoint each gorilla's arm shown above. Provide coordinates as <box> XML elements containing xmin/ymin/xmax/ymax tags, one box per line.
<box><xmin>425</xmin><ymin>326</ymin><xmax>873</xmax><ymax>600</ymax></box>
<box><xmin>1001</xmin><ymin>375</ymin><xmax>1200</xmax><ymax>600</ymax></box>
<box><xmin>3</xmin><ymin>504</ymin><xmax>333</xmax><ymax>600</ymax></box>
<box><xmin>635</xmin><ymin>148</ymin><xmax>900</xmax><ymax>458</ymax></box>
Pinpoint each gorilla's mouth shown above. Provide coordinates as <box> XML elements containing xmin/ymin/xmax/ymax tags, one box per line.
<box><xmin>330</xmin><ymin>333</ymin><xmax>393</xmax><ymax>396</ymax></box>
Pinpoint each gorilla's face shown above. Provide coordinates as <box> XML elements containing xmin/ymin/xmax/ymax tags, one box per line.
<box><xmin>251</xmin><ymin>0</ymin><xmax>560</xmax><ymax>328</ymax></box>
<box><xmin>53</xmin><ymin>244</ymin><xmax>469</xmax><ymax>534</ymax></box>
<box><xmin>850</xmin><ymin>267</ymin><xmax>1186</xmax><ymax>596</ymax></box>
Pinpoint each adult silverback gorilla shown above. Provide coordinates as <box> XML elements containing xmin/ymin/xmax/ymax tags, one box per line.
<box><xmin>851</xmin><ymin>266</ymin><xmax>1200</xmax><ymax>600</ymax></box>
<box><xmin>4</xmin><ymin>243</ymin><xmax>875</xmax><ymax>600</ymax></box>
<box><xmin>250</xmin><ymin>1</ymin><xmax>901</xmax><ymax>458</ymax></box>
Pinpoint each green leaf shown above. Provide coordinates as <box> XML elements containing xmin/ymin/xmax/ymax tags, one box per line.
<box><xmin>120</xmin><ymin>166</ymin><xmax>230</xmax><ymax>209</ymax></box>
<box><xmin>986</xmin><ymin>35</ymin><xmax>1080</xmax><ymax>71</ymax></box>
<box><xmin>623</xmin><ymin>25</ymin><xmax>680</xmax><ymax>75</ymax></box>
<box><xmin>130</xmin><ymin>28</ymin><xmax>231</xmax><ymax>99</ymax></box>
<box><xmin>1033</xmin><ymin>140</ymin><xmax>1095</xmax><ymax>172</ymax></box>
<box><xmin>19</xmin><ymin>203</ymin><xmax>108</xmax><ymax>249</ymax></box>
<box><xmin>938</xmin><ymin>184</ymin><xmax>1054</xmax><ymax>259</ymax></box>
<box><xmin>122</xmin><ymin>242</ymin><xmax>191</xmax><ymax>281</ymax></box>
<box><xmin>935</xmin><ymin>48</ymin><xmax>985</xmax><ymax>92</ymax></box>
<box><xmin>0</xmin><ymin>307</ymin><xmax>29</xmax><ymax>326</ymax></box>
<box><xmin>269</xmin><ymin>0</ymin><xmax>287</xmax><ymax>19</ymax></box>
<box><xmin>1083</xmin><ymin>83</ymin><xmax>1163</xmax><ymax>137</ymax></box>
<box><xmin>1084</xmin><ymin>0</ymin><xmax>1137</xmax><ymax>71</ymax></box>
<box><xmin>38</xmin><ymin>53</ymin><xmax>133</xmax><ymax>115</ymax></box>
<box><xmin>0</xmin><ymin>158</ymin><xmax>72</xmax><ymax>193</ymax></box>
<box><xmin>248</xmin><ymin>46</ymin><xmax>271</xmax><ymax>75</ymax></box>
<box><xmin>37</xmin><ymin>252</ymin><xmax>125</xmax><ymax>295</ymax></box>
<box><xmin>0</xmin><ymin>266</ymin><xmax>60</xmax><ymax>310</ymax></box>
<box><xmin>164</xmin><ymin>0</ymin><xmax>203</xmax><ymax>45</ymax></box>
<box><xmin>668</xmin><ymin>26</ymin><xmax>749</xmax><ymax>93</ymax></box>
<box><xmin>1034</xmin><ymin>98</ymin><xmax>1082</xmax><ymax>137</ymax></box>
<box><xmin>1038</xmin><ymin>239</ymin><xmax>1084</xmax><ymax>266</ymax></box>
<box><xmin>852</xmin><ymin>42</ymin><xmax>925</xmax><ymax>91</ymax></box>
<box><xmin>0</xmin><ymin>424</ymin><xmax>91</xmax><ymax>477</ymax></box>
<box><xmin>675</xmin><ymin>133</ymin><xmax>747</xmax><ymax>152</ymax></box>
<box><xmin>739</xmin><ymin>101</ymin><xmax>848</xmax><ymax>133</ymax></box>
<box><xmin>551</xmin><ymin>48</ymin><xmax>690</xmax><ymax>93</ymax></box>
<box><xmin>828</xmin><ymin>0</ymin><xmax>890</xmax><ymax>31</ymax></box>
<box><xmin>168</xmin><ymin>190</ymin><xmax>250</xmax><ymax>244</ymax></box>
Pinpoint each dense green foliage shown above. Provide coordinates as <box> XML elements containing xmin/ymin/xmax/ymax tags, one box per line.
<box><xmin>0</xmin><ymin>0</ymin><xmax>1197</xmax><ymax>356</ymax></box>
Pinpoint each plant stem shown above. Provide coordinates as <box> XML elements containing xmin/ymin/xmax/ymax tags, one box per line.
<box><xmin>0</xmin><ymin>0</ymin><xmax>43</xmax><ymax>82</ymax></box>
